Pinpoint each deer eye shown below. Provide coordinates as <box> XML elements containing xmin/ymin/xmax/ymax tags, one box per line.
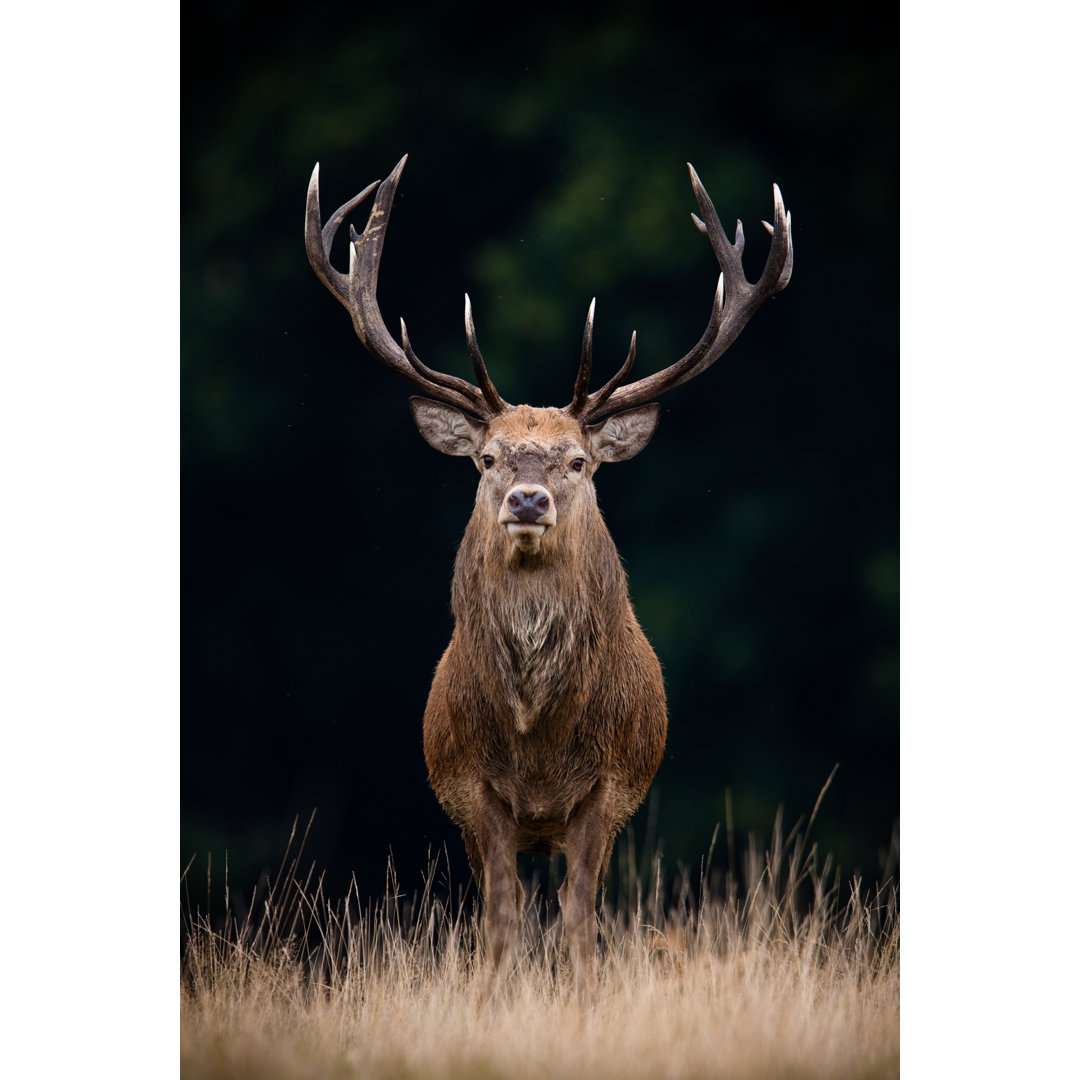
<box><xmin>481</xmin><ymin>454</ymin><xmax>495</xmax><ymax>470</ymax></box>
<box><xmin>571</xmin><ymin>458</ymin><xmax>586</xmax><ymax>473</ymax></box>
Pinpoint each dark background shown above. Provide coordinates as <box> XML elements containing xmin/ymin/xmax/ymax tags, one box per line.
<box><xmin>182</xmin><ymin>2</ymin><xmax>897</xmax><ymax>909</ymax></box>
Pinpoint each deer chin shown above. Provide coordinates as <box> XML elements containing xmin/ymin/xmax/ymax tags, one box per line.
<box><xmin>505</xmin><ymin>522</ymin><xmax>548</xmax><ymax>553</ymax></box>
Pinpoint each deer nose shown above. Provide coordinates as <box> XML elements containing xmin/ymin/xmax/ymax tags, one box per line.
<box><xmin>506</xmin><ymin>488</ymin><xmax>550</xmax><ymax>523</ymax></box>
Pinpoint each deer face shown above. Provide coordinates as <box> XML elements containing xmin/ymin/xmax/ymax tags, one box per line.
<box><xmin>409</xmin><ymin>399</ymin><xmax>661</xmax><ymax>557</ymax></box>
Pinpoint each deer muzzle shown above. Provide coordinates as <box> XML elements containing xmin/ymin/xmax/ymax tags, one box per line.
<box><xmin>499</xmin><ymin>484</ymin><xmax>557</xmax><ymax>547</ymax></box>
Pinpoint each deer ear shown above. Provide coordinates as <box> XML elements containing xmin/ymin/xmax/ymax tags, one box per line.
<box><xmin>585</xmin><ymin>404</ymin><xmax>660</xmax><ymax>463</ymax></box>
<box><xmin>409</xmin><ymin>397</ymin><xmax>488</xmax><ymax>457</ymax></box>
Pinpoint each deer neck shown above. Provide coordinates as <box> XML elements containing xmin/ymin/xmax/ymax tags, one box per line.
<box><xmin>451</xmin><ymin>509</ymin><xmax>626</xmax><ymax>734</ymax></box>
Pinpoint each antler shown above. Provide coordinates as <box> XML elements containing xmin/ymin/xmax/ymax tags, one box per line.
<box><xmin>305</xmin><ymin>156</ymin><xmax>508</xmax><ymax>419</ymax></box>
<box><xmin>565</xmin><ymin>164</ymin><xmax>792</xmax><ymax>423</ymax></box>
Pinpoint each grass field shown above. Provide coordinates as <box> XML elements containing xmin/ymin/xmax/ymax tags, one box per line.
<box><xmin>181</xmin><ymin>799</ymin><xmax>898</xmax><ymax>1080</ymax></box>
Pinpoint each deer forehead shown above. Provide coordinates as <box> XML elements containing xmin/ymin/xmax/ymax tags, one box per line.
<box><xmin>483</xmin><ymin>407</ymin><xmax>586</xmax><ymax>460</ymax></box>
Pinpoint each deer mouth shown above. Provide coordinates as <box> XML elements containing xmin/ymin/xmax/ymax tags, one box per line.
<box><xmin>504</xmin><ymin>522</ymin><xmax>548</xmax><ymax>553</ymax></box>
<box><xmin>503</xmin><ymin>521</ymin><xmax>549</xmax><ymax>554</ymax></box>
<box><xmin>504</xmin><ymin>522</ymin><xmax>547</xmax><ymax>539</ymax></box>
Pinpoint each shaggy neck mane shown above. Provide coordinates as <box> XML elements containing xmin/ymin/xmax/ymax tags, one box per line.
<box><xmin>451</xmin><ymin>503</ymin><xmax>628</xmax><ymax>734</ymax></box>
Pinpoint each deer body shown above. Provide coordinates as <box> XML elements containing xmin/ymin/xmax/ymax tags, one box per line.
<box><xmin>304</xmin><ymin>156</ymin><xmax>792</xmax><ymax>984</ymax></box>
<box><xmin>416</xmin><ymin>404</ymin><xmax>668</xmax><ymax>971</ymax></box>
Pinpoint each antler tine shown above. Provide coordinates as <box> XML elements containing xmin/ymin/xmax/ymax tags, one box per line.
<box><xmin>687</xmin><ymin>163</ymin><xmax>746</xmax><ymax>286</ymax></box>
<box><xmin>563</xmin><ymin>299</ymin><xmax>639</xmax><ymax>420</ymax></box>
<box><xmin>344</xmin><ymin>155</ymin><xmax>416</xmax><ymax>368</ymax></box>
<box><xmin>576</xmin><ymin>164</ymin><xmax>792</xmax><ymax>424</ymax></box>
<box><xmin>755</xmin><ymin>183</ymin><xmax>793</xmax><ymax>292</ymax></box>
<box><xmin>400</xmin><ymin>317</ymin><xmax>479</xmax><ymax>394</ymax></box>
<box><xmin>762</xmin><ymin>184</ymin><xmax>794</xmax><ymax>291</ymax></box>
<box><xmin>576</xmin><ymin>331</ymin><xmax>637</xmax><ymax>419</ymax></box>
<box><xmin>464</xmin><ymin>294</ymin><xmax>509</xmax><ymax>415</ymax></box>
<box><xmin>305</xmin><ymin>164</ymin><xmax>379</xmax><ymax>307</ymax></box>
<box><xmin>568</xmin><ymin>299</ymin><xmax>596</xmax><ymax>414</ymax></box>
<box><xmin>306</xmin><ymin>157</ymin><xmax>505</xmax><ymax>419</ymax></box>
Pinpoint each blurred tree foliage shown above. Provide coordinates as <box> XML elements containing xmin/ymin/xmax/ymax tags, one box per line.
<box><xmin>183</xmin><ymin>2</ymin><xmax>897</xmax><ymax>903</ymax></box>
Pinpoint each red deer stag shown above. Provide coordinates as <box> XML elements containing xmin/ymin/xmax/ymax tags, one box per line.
<box><xmin>305</xmin><ymin>156</ymin><xmax>792</xmax><ymax>984</ymax></box>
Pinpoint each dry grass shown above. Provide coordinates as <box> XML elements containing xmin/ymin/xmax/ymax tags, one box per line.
<box><xmin>181</xmin><ymin>798</ymin><xmax>898</xmax><ymax>1080</ymax></box>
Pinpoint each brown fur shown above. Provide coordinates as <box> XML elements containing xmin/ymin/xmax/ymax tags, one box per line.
<box><xmin>414</xmin><ymin>403</ymin><xmax>667</xmax><ymax>983</ymax></box>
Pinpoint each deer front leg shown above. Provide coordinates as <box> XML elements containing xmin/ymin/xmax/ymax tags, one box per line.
<box><xmin>467</xmin><ymin>785</ymin><xmax>524</xmax><ymax>975</ymax></box>
<box><xmin>558</xmin><ymin>783</ymin><xmax>618</xmax><ymax>998</ymax></box>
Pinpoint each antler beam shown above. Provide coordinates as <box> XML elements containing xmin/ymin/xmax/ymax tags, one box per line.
<box><xmin>566</xmin><ymin>164</ymin><xmax>792</xmax><ymax>423</ymax></box>
<box><xmin>307</xmin><ymin>158</ymin><xmax>791</xmax><ymax>428</ymax></box>
<box><xmin>305</xmin><ymin>156</ymin><xmax>508</xmax><ymax>419</ymax></box>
